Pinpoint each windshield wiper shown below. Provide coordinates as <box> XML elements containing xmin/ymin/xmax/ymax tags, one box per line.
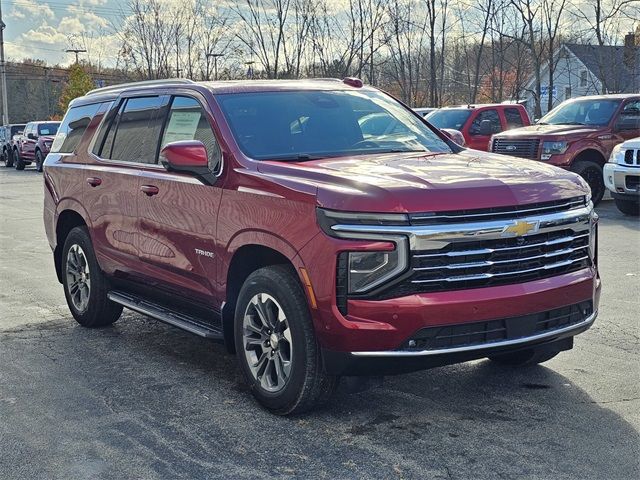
<box><xmin>267</xmin><ymin>154</ymin><xmax>327</xmax><ymax>162</ymax></box>
<box><xmin>557</xmin><ymin>122</ymin><xmax>585</xmax><ymax>125</ymax></box>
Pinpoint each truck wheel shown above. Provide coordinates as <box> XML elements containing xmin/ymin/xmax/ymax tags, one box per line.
<box><xmin>62</xmin><ymin>226</ymin><xmax>122</xmax><ymax>327</ymax></box>
<box><xmin>14</xmin><ymin>150</ymin><xmax>25</xmax><ymax>171</ymax></box>
<box><xmin>234</xmin><ymin>265</ymin><xmax>338</xmax><ymax>415</ymax></box>
<box><xmin>5</xmin><ymin>149</ymin><xmax>14</xmax><ymax>167</ymax></box>
<box><xmin>571</xmin><ymin>160</ymin><xmax>604</xmax><ymax>206</ymax></box>
<box><xmin>614</xmin><ymin>198</ymin><xmax>640</xmax><ymax>216</ymax></box>
<box><xmin>488</xmin><ymin>345</ymin><xmax>560</xmax><ymax>366</ymax></box>
<box><xmin>35</xmin><ymin>150</ymin><xmax>44</xmax><ymax>172</ymax></box>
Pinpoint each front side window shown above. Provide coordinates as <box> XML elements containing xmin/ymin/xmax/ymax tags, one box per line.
<box><xmin>504</xmin><ymin>108</ymin><xmax>524</xmax><ymax>129</ymax></box>
<box><xmin>38</xmin><ymin>123</ymin><xmax>60</xmax><ymax>136</ymax></box>
<box><xmin>161</xmin><ymin>96</ymin><xmax>221</xmax><ymax>172</ymax></box>
<box><xmin>99</xmin><ymin>96</ymin><xmax>163</xmax><ymax>164</ymax></box>
<box><xmin>539</xmin><ymin>99</ymin><xmax>621</xmax><ymax>126</ymax></box>
<box><xmin>426</xmin><ymin>109</ymin><xmax>472</xmax><ymax>130</ymax></box>
<box><xmin>51</xmin><ymin>104</ymin><xmax>101</xmax><ymax>153</ymax></box>
<box><xmin>617</xmin><ymin>100</ymin><xmax>640</xmax><ymax>131</ymax></box>
<box><xmin>469</xmin><ymin>109</ymin><xmax>501</xmax><ymax>135</ymax></box>
<box><xmin>216</xmin><ymin>89</ymin><xmax>451</xmax><ymax>161</ymax></box>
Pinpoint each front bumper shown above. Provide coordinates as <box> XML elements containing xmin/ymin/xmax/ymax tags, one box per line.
<box><xmin>604</xmin><ymin>163</ymin><xmax>640</xmax><ymax>197</ymax></box>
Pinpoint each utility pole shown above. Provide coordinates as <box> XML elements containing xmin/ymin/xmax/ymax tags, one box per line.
<box><xmin>205</xmin><ymin>53</ymin><xmax>224</xmax><ymax>81</ymax></box>
<box><xmin>43</xmin><ymin>67</ymin><xmax>50</xmax><ymax>119</ymax></box>
<box><xmin>66</xmin><ymin>48</ymin><xmax>87</xmax><ymax>64</ymax></box>
<box><xmin>0</xmin><ymin>3</ymin><xmax>9</xmax><ymax>125</ymax></box>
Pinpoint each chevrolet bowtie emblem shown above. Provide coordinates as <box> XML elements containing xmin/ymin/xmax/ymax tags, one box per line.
<box><xmin>502</xmin><ymin>220</ymin><xmax>539</xmax><ymax>237</ymax></box>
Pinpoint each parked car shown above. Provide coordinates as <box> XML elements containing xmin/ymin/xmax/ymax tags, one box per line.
<box><xmin>604</xmin><ymin>137</ymin><xmax>640</xmax><ymax>216</ymax></box>
<box><xmin>1</xmin><ymin>123</ymin><xmax>26</xmax><ymax>167</ymax></box>
<box><xmin>13</xmin><ymin>121</ymin><xmax>61</xmax><ymax>172</ymax></box>
<box><xmin>413</xmin><ymin>107</ymin><xmax>438</xmax><ymax>117</ymax></box>
<box><xmin>426</xmin><ymin>103</ymin><xmax>531</xmax><ymax>151</ymax></box>
<box><xmin>44</xmin><ymin>78</ymin><xmax>599</xmax><ymax>414</ymax></box>
<box><xmin>490</xmin><ymin>94</ymin><xmax>640</xmax><ymax>205</ymax></box>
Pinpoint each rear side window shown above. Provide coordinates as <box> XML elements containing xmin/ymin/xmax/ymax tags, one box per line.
<box><xmin>51</xmin><ymin>104</ymin><xmax>101</xmax><ymax>154</ymax></box>
<box><xmin>99</xmin><ymin>96</ymin><xmax>164</xmax><ymax>164</ymax></box>
<box><xmin>469</xmin><ymin>109</ymin><xmax>501</xmax><ymax>135</ymax></box>
<box><xmin>160</xmin><ymin>96</ymin><xmax>221</xmax><ymax>172</ymax></box>
<box><xmin>504</xmin><ymin>108</ymin><xmax>525</xmax><ymax>129</ymax></box>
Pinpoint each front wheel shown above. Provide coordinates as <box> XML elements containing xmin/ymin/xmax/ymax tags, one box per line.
<box><xmin>234</xmin><ymin>265</ymin><xmax>338</xmax><ymax>415</ymax></box>
<box><xmin>571</xmin><ymin>160</ymin><xmax>604</xmax><ymax>206</ymax></box>
<box><xmin>5</xmin><ymin>149</ymin><xmax>14</xmax><ymax>168</ymax></box>
<box><xmin>614</xmin><ymin>198</ymin><xmax>640</xmax><ymax>216</ymax></box>
<box><xmin>35</xmin><ymin>150</ymin><xmax>44</xmax><ymax>172</ymax></box>
<box><xmin>14</xmin><ymin>150</ymin><xmax>25</xmax><ymax>170</ymax></box>
<box><xmin>62</xmin><ymin>226</ymin><xmax>122</xmax><ymax>327</ymax></box>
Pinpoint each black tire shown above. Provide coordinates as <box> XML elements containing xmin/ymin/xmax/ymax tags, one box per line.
<box><xmin>571</xmin><ymin>160</ymin><xmax>604</xmax><ymax>206</ymax></box>
<box><xmin>61</xmin><ymin>226</ymin><xmax>122</xmax><ymax>327</ymax></box>
<box><xmin>614</xmin><ymin>198</ymin><xmax>640</xmax><ymax>216</ymax></box>
<box><xmin>35</xmin><ymin>150</ymin><xmax>44</xmax><ymax>172</ymax></box>
<box><xmin>488</xmin><ymin>345</ymin><xmax>561</xmax><ymax>366</ymax></box>
<box><xmin>234</xmin><ymin>265</ymin><xmax>338</xmax><ymax>415</ymax></box>
<box><xmin>5</xmin><ymin>149</ymin><xmax>14</xmax><ymax>167</ymax></box>
<box><xmin>14</xmin><ymin>150</ymin><xmax>25</xmax><ymax>170</ymax></box>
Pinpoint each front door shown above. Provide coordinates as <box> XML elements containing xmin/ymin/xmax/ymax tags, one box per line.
<box><xmin>466</xmin><ymin>109</ymin><xmax>501</xmax><ymax>151</ymax></box>
<box><xmin>136</xmin><ymin>94</ymin><xmax>225</xmax><ymax>308</ymax></box>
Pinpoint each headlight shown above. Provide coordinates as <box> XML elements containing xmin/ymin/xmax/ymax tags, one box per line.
<box><xmin>348</xmin><ymin>249</ymin><xmax>405</xmax><ymax>293</ymax></box>
<box><xmin>608</xmin><ymin>143</ymin><xmax>624</xmax><ymax>164</ymax></box>
<box><xmin>541</xmin><ymin>141</ymin><xmax>569</xmax><ymax>159</ymax></box>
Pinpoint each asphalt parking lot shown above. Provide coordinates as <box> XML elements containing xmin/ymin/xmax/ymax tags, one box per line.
<box><xmin>0</xmin><ymin>165</ymin><xmax>638</xmax><ymax>480</ymax></box>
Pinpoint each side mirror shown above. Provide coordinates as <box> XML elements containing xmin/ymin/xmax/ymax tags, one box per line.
<box><xmin>27</xmin><ymin>133</ymin><xmax>37</xmax><ymax>140</ymax></box>
<box><xmin>160</xmin><ymin>140</ymin><xmax>216</xmax><ymax>185</ymax></box>
<box><xmin>478</xmin><ymin>119</ymin><xmax>493</xmax><ymax>136</ymax></box>
<box><xmin>441</xmin><ymin>128</ymin><xmax>465</xmax><ymax>147</ymax></box>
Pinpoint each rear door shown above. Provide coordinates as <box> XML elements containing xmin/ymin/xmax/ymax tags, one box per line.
<box><xmin>84</xmin><ymin>95</ymin><xmax>164</xmax><ymax>280</ymax></box>
<box><xmin>135</xmin><ymin>93</ymin><xmax>224</xmax><ymax>307</ymax></box>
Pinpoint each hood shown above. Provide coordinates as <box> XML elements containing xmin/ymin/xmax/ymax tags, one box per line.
<box><xmin>257</xmin><ymin>150</ymin><xmax>589</xmax><ymax>213</ymax></box>
<box><xmin>494</xmin><ymin>123</ymin><xmax>603</xmax><ymax>139</ymax></box>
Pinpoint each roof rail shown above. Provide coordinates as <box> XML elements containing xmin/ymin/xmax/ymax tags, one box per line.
<box><xmin>86</xmin><ymin>78</ymin><xmax>196</xmax><ymax>96</ymax></box>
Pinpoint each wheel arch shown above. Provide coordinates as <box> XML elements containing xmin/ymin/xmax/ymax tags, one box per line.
<box><xmin>53</xmin><ymin>209</ymin><xmax>89</xmax><ymax>283</ymax></box>
<box><xmin>573</xmin><ymin>148</ymin><xmax>607</xmax><ymax>166</ymax></box>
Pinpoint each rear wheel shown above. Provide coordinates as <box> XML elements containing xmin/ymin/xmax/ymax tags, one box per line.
<box><xmin>14</xmin><ymin>150</ymin><xmax>25</xmax><ymax>170</ymax></box>
<box><xmin>5</xmin><ymin>149</ymin><xmax>14</xmax><ymax>167</ymax></box>
<box><xmin>489</xmin><ymin>344</ymin><xmax>561</xmax><ymax>366</ymax></box>
<box><xmin>62</xmin><ymin>226</ymin><xmax>122</xmax><ymax>327</ymax></box>
<box><xmin>234</xmin><ymin>265</ymin><xmax>338</xmax><ymax>415</ymax></box>
<box><xmin>35</xmin><ymin>150</ymin><xmax>44</xmax><ymax>172</ymax></box>
<box><xmin>614</xmin><ymin>198</ymin><xmax>640</xmax><ymax>216</ymax></box>
<box><xmin>571</xmin><ymin>160</ymin><xmax>604</xmax><ymax>206</ymax></box>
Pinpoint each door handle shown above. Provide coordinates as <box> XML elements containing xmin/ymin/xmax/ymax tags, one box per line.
<box><xmin>140</xmin><ymin>184</ymin><xmax>159</xmax><ymax>196</ymax></box>
<box><xmin>86</xmin><ymin>177</ymin><xmax>102</xmax><ymax>187</ymax></box>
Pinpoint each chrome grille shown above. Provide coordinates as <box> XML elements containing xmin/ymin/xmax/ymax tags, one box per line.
<box><xmin>624</xmin><ymin>149</ymin><xmax>639</xmax><ymax>166</ymax></box>
<box><xmin>492</xmin><ymin>138</ymin><xmax>540</xmax><ymax>159</ymax></box>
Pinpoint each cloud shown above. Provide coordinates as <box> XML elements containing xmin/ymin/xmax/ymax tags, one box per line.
<box><xmin>9</xmin><ymin>0</ymin><xmax>55</xmax><ymax>20</ymax></box>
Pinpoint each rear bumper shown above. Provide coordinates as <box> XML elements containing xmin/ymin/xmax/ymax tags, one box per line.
<box><xmin>323</xmin><ymin>310</ymin><xmax>595</xmax><ymax>375</ymax></box>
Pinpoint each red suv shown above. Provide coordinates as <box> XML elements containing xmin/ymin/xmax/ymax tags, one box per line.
<box><xmin>14</xmin><ymin>121</ymin><xmax>61</xmax><ymax>172</ymax></box>
<box><xmin>44</xmin><ymin>79</ymin><xmax>600</xmax><ymax>414</ymax></box>
<box><xmin>426</xmin><ymin>103</ymin><xmax>531</xmax><ymax>151</ymax></box>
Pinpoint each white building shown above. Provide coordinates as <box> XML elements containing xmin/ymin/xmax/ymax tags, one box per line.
<box><xmin>522</xmin><ymin>37</ymin><xmax>639</xmax><ymax>117</ymax></box>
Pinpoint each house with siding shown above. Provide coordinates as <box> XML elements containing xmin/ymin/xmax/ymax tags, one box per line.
<box><xmin>522</xmin><ymin>35</ymin><xmax>639</xmax><ymax>117</ymax></box>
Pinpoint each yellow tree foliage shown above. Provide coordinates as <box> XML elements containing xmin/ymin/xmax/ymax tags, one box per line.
<box><xmin>58</xmin><ymin>64</ymin><xmax>94</xmax><ymax>112</ymax></box>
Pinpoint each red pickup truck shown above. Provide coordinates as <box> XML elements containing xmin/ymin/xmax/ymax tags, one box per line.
<box><xmin>426</xmin><ymin>103</ymin><xmax>531</xmax><ymax>151</ymax></box>
<box><xmin>43</xmin><ymin>79</ymin><xmax>599</xmax><ymax>414</ymax></box>
<box><xmin>490</xmin><ymin>94</ymin><xmax>640</xmax><ymax>205</ymax></box>
<box><xmin>13</xmin><ymin>121</ymin><xmax>60</xmax><ymax>172</ymax></box>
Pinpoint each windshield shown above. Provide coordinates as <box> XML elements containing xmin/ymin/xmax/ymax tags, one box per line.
<box><xmin>539</xmin><ymin>99</ymin><xmax>621</xmax><ymax>126</ymax></box>
<box><xmin>426</xmin><ymin>109</ymin><xmax>471</xmax><ymax>130</ymax></box>
<box><xmin>10</xmin><ymin>126</ymin><xmax>24</xmax><ymax>136</ymax></box>
<box><xmin>38</xmin><ymin>123</ymin><xmax>60</xmax><ymax>136</ymax></box>
<box><xmin>216</xmin><ymin>90</ymin><xmax>451</xmax><ymax>161</ymax></box>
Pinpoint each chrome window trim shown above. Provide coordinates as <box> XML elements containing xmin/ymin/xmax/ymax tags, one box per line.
<box><xmin>351</xmin><ymin>311</ymin><xmax>597</xmax><ymax>357</ymax></box>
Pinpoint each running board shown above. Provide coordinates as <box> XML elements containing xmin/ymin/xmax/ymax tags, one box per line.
<box><xmin>107</xmin><ymin>290</ymin><xmax>223</xmax><ymax>339</ymax></box>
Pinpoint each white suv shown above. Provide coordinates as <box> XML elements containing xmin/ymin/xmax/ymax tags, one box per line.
<box><xmin>604</xmin><ymin>137</ymin><xmax>640</xmax><ymax>216</ymax></box>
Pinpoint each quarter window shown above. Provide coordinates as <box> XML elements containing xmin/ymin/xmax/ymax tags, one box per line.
<box><xmin>469</xmin><ymin>109</ymin><xmax>501</xmax><ymax>135</ymax></box>
<box><xmin>99</xmin><ymin>96</ymin><xmax>164</xmax><ymax>164</ymax></box>
<box><xmin>51</xmin><ymin>104</ymin><xmax>101</xmax><ymax>153</ymax></box>
<box><xmin>161</xmin><ymin>96</ymin><xmax>221</xmax><ymax>172</ymax></box>
<box><xmin>504</xmin><ymin>108</ymin><xmax>524</xmax><ymax>129</ymax></box>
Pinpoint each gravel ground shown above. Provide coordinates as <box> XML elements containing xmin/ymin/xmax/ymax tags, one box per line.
<box><xmin>0</xmin><ymin>166</ymin><xmax>638</xmax><ymax>479</ymax></box>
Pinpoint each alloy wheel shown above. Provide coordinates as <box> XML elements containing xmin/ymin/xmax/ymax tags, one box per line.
<box><xmin>66</xmin><ymin>244</ymin><xmax>91</xmax><ymax>312</ymax></box>
<box><xmin>242</xmin><ymin>293</ymin><xmax>293</xmax><ymax>393</ymax></box>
